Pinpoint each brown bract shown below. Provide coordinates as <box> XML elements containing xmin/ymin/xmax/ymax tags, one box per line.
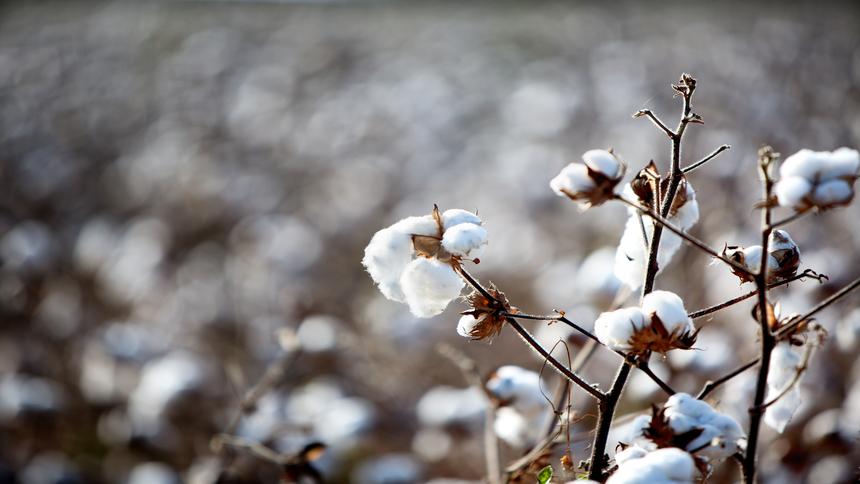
<box><xmin>630</xmin><ymin>161</ymin><xmax>691</xmax><ymax>217</ymax></box>
<box><xmin>558</xmin><ymin>162</ymin><xmax>624</xmax><ymax>209</ymax></box>
<box><xmin>410</xmin><ymin>205</ymin><xmax>454</xmax><ymax>263</ymax></box>
<box><xmin>722</xmin><ymin>245</ymin><xmax>756</xmax><ymax>284</ymax></box>
<box><xmin>461</xmin><ymin>284</ymin><xmax>516</xmax><ymax>342</ymax></box>
<box><xmin>640</xmin><ymin>405</ymin><xmax>710</xmax><ymax>476</ymax></box>
<box><xmin>626</xmin><ymin>312</ymin><xmax>698</xmax><ymax>356</ymax></box>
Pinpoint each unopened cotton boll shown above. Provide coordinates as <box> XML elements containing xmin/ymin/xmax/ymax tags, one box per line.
<box><xmin>606</xmin><ymin>448</ymin><xmax>695</xmax><ymax>484</ymax></box>
<box><xmin>400</xmin><ymin>257</ymin><xmax>464</xmax><ymax>317</ymax></box>
<box><xmin>441</xmin><ymin>223</ymin><xmax>487</xmax><ymax>258</ymax></box>
<box><xmin>594</xmin><ymin>307</ymin><xmax>647</xmax><ymax>352</ymax></box>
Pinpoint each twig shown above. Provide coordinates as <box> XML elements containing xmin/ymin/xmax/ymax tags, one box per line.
<box><xmin>635</xmin><ymin>358</ymin><xmax>676</xmax><ymax>395</ymax></box>
<box><xmin>688</xmin><ymin>269</ymin><xmax>828</xmax><ymax>320</ymax></box>
<box><xmin>775</xmin><ymin>274</ymin><xmax>860</xmax><ymax>340</ymax></box>
<box><xmin>501</xmin><ymin>312</ymin><xmax>601</xmax><ymax>345</ymax></box>
<box><xmin>697</xmin><ymin>358</ymin><xmax>760</xmax><ymax>399</ymax></box>
<box><xmin>212</xmin><ymin>434</ymin><xmax>287</xmax><ymax>465</ymax></box>
<box><xmin>682</xmin><ymin>144</ymin><xmax>731</xmax><ymax>173</ymax></box>
<box><xmin>769</xmin><ymin>210</ymin><xmax>810</xmax><ymax>229</ymax></box>
<box><xmin>633</xmin><ymin>109</ymin><xmax>675</xmax><ymax>138</ymax></box>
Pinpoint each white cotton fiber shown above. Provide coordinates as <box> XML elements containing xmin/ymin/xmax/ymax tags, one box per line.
<box><xmin>400</xmin><ymin>257</ymin><xmax>464</xmax><ymax>317</ymax></box>
<box><xmin>441</xmin><ymin>223</ymin><xmax>487</xmax><ymax>258</ymax></box>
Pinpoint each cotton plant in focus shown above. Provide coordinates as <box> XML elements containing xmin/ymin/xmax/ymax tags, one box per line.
<box><xmin>484</xmin><ymin>365</ymin><xmax>547</xmax><ymax>448</ymax></box>
<box><xmin>606</xmin><ymin>448</ymin><xmax>696</xmax><ymax>484</ymax></box>
<box><xmin>594</xmin><ymin>290</ymin><xmax>697</xmax><ymax>355</ymax></box>
<box><xmin>614</xmin><ymin>164</ymin><xmax>700</xmax><ymax>289</ymax></box>
<box><xmin>362</xmin><ymin>206</ymin><xmax>487</xmax><ymax>317</ymax></box>
<box><xmin>722</xmin><ymin>229</ymin><xmax>800</xmax><ymax>283</ymax></box>
<box><xmin>774</xmin><ymin>148</ymin><xmax>859</xmax><ymax>211</ymax></box>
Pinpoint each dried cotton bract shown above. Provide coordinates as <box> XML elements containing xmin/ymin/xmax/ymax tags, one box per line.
<box><xmin>550</xmin><ymin>149</ymin><xmax>625</xmax><ymax>209</ymax></box>
<box><xmin>594</xmin><ymin>290</ymin><xmax>697</xmax><ymax>355</ymax></box>
<box><xmin>774</xmin><ymin>148</ymin><xmax>859</xmax><ymax>211</ymax></box>
<box><xmin>606</xmin><ymin>447</ymin><xmax>696</xmax><ymax>484</ymax></box>
<box><xmin>362</xmin><ymin>207</ymin><xmax>487</xmax><ymax>317</ymax></box>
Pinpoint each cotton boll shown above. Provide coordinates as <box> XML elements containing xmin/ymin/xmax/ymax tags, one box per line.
<box><xmin>441</xmin><ymin>223</ymin><xmax>487</xmax><ymax>258</ymax></box>
<box><xmin>775</xmin><ymin>176</ymin><xmax>813</xmax><ymax>209</ymax></box>
<box><xmin>400</xmin><ymin>258</ymin><xmax>464</xmax><ymax>317</ymax></box>
<box><xmin>740</xmin><ymin>245</ymin><xmax>779</xmax><ymax>277</ymax></box>
<box><xmin>607</xmin><ymin>448</ymin><xmax>695</xmax><ymax>484</ymax></box>
<box><xmin>362</xmin><ymin>227</ymin><xmax>415</xmax><ymax>302</ymax></box>
<box><xmin>494</xmin><ymin>407</ymin><xmax>533</xmax><ymax>448</ymax></box>
<box><xmin>614</xmin><ymin>215</ymin><xmax>682</xmax><ymax>290</ymax></box>
<box><xmin>594</xmin><ymin>307</ymin><xmax>647</xmax><ymax>351</ymax></box>
<box><xmin>582</xmin><ymin>149</ymin><xmax>623</xmax><ymax>179</ymax></box>
<box><xmin>811</xmin><ymin>178</ymin><xmax>853</xmax><ymax>206</ymax></box>
<box><xmin>457</xmin><ymin>315</ymin><xmax>479</xmax><ymax>338</ymax></box>
<box><xmin>485</xmin><ymin>366</ymin><xmax>545</xmax><ymax>413</ymax></box>
<box><xmin>780</xmin><ymin>149</ymin><xmax>826</xmax><ymax>180</ymax></box>
<box><xmin>614</xmin><ymin>446</ymin><xmax>649</xmax><ymax>466</ymax></box>
<box><xmin>826</xmin><ymin>147</ymin><xmax>860</xmax><ymax>178</ymax></box>
<box><xmin>765</xmin><ymin>386</ymin><xmax>801</xmax><ymax>433</ymax></box>
<box><xmin>673</xmin><ymin>182</ymin><xmax>699</xmax><ymax>231</ymax></box>
<box><xmin>440</xmin><ymin>209</ymin><xmax>481</xmax><ymax>231</ymax></box>
<box><xmin>392</xmin><ymin>214</ymin><xmax>440</xmax><ymax>238</ymax></box>
<box><xmin>641</xmin><ymin>291</ymin><xmax>692</xmax><ymax>334</ymax></box>
<box><xmin>764</xmin><ymin>343</ymin><xmax>803</xmax><ymax>432</ymax></box>
<box><xmin>550</xmin><ymin>163</ymin><xmax>595</xmax><ymax>196</ymax></box>
<box><xmin>662</xmin><ymin>393</ymin><xmax>744</xmax><ymax>461</ymax></box>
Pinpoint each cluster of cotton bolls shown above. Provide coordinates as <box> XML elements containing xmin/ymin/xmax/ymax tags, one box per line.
<box><xmin>484</xmin><ymin>366</ymin><xmax>548</xmax><ymax>448</ymax></box>
<box><xmin>774</xmin><ymin>148</ymin><xmax>859</xmax><ymax>211</ymax></box>
<box><xmin>723</xmin><ymin>229</ymin><xmax>801</xmax><ymax>283</ymax></box>
<box><xmin>594</xmin><ymin>290</ymin><xmax>696</xmax><ymax>354</ymax></box>
<box><xmin>362</xmin><ymin>208</ymin><xmax>487</xmax><ymax>317</ymax></box>
<box><xmin>614</xmin><ymin>178</ymin><xmax>699</xmax><ymax>290</ymax></box>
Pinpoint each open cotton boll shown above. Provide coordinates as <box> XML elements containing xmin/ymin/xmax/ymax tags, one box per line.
<box><xmin>582</xmin><ymin>149</ymin><xmax>624</xmax><ymax>179</ymax></box>
<box><xmin>811</xmin><ymin>179</ymin><xmax>853</xmax><ymax>206</ymax></box>
<box><xmin>486</xmin><ymin>366</ymin><xmax>545</xmax><ymax>413</ymax></box>
<box><xmin>441</xmin><ymin>223</ymin><xmax>487</xmax><ymax>258</ymax></box>
<box><xmin>550</xmin><ymin>163</ymin><xmax>596</xmax><ymax>196</ymax></box>
<box><xmin>780</xmin><ymin>149</ymin><xmax>828</xmax><ymax>180</ymax></box>
<box><xmin>607</xmin><ymin>448</ymin><xmax>695</xmax><ymax>484</ymax></box>
<box><xmin>614</xmin><ymin>446</ymin><xmax>649</xmax><ymax>466</ymax></box>
<box><xmin>614</xmin><ymin>215</ymin><xmax>682</xmax><ymax>290</ymax></box>
<box><xmin>662</xmin><ymin>393</ymin><xmax>745</xmax><ymax>461</ymax></box>
<box><xmin>775</xmin><ymin>176</ymin><xmax>813</xmax><ymax>209</ymax></box>
<box><xmin>494</xmin><ymin>407</ymin><xmax>534</xmax><ymax>448</ymax></box>
<box><xmin>827</xmin><ymin>147</ymin><xmax>860</xmax><ymax>178</ymax></box>
<box><xmin>641</xmin><ymin>291</ymin><xmax>692</xmax><ymax>333</ymax></box>
<box><xmin>392</xmin><ymin>214</ymin><xmax>441</xmax><ymax>238</ymax></box>
<box><xmin>400</xmin><ymin>257</ymin><xmax>464</xmax><ymax>317</ymax></box>
<box><xmin>594</xmin><ymin>307</ymin><xmax>647</xmax><ymax>351</ymax></box>
<box><xmin>440</xmin><ymin>209</ymin><xmax>482</xmax><ymax>231</ymax></box>
<box><xmin>362</xmin><ymin>227</ymin><xmax>416</xmax><ymax>302</ymax></box>
<box><xmin>764</xmin><ymin>343</ymin><xmax>803</xmax><ymax>432</ymax></box>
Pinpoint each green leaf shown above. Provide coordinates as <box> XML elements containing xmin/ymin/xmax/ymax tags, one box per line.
<box><xmin>536</xmin><ymin>465</ymin><xmax>553</xmax><ymax>484</ymax></box>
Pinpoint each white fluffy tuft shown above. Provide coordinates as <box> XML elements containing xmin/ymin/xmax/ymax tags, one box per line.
<box><xmin>400</xmin><ymin>257</ymin><xmax>464</xmax><ymax>317</ymax></box>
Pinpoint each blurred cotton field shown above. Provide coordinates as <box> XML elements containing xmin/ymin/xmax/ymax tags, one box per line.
<box><xmin>1</xmin><ymin>1</ymin><xmax>860</xmax><ymax>483</ymax></box>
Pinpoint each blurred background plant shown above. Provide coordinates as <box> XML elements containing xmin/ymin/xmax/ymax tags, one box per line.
<box><xmin>1</xmin><ymin>1</ymin><xmax>860</xmax><ymax>483</ymax></box>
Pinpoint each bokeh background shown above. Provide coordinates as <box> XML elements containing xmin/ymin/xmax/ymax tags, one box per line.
<box><xmin>2</xmin><ymin>1</ymin><xmax>860</xmax><ymax>483</ymax></box>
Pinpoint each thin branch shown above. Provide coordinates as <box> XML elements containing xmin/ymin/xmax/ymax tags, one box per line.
<box><xmin>769</xmin><ymin>210</ymin><xmax>810</xmax><ymax>229</ymax></box>
<box><xmin>634</xmin><ymin>358</ymin><xmax>676</xmax><ymax>395</ymax></box>
<box><xmin>688</xmin><ymin>269</ymin><xmax>828</xmax><ymax>320</ymax></box>
<box><xmin>501</xmin><ymin>311</ymin><xmax>601</xmax><ymax>345</ymax></box>
<box><xmin>633</xmin><ymin>109</ymin><xmax>675</xmax><ymax>138</ymax></box>
<box><xmin>775</xmin><ymin>274</ymin><xmax>860</xmax><ymax>340</ymax></box>
<box><xmin>697</xmin><ymin>358</ymin><xmax>760</xmax><ymax>399</ymax></box>
<box><xmin>212</xmin><ymin>434</ymin><xmax>287</xmax><ymax>466</ymax></box>
<box><xmin>506</xmin><ymin>317</ymin><xmax>605</xmax><ymax>401</ymax></box>
<box><xmin>615</xmin><ymin>195</ymin><xmax>755</xmax><ymax>277</ymax></box>
<box><xmin>682</xmin><ymin>144</ymin><xmax>731</xmax><ymax>173</ymax></box>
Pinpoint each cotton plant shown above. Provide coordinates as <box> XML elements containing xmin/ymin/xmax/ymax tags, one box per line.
<box><xmin>594</xmin><ymin>290</ymin><xmax>697</xmax><ymax>355</ymax></box>
<box><xmin>356</xmin><ymin>74</ymin><xmax>860</xmax><ymax>483</ymax></box>
<box><xmin>774</xmin><ymin>148</ymin><xmax>859</xmax><ymax>211</ymax></box>
<box><xmin>362</xmin><ymin>206</ymin><xmax>487</xmax><ymax>317</ymax></box>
